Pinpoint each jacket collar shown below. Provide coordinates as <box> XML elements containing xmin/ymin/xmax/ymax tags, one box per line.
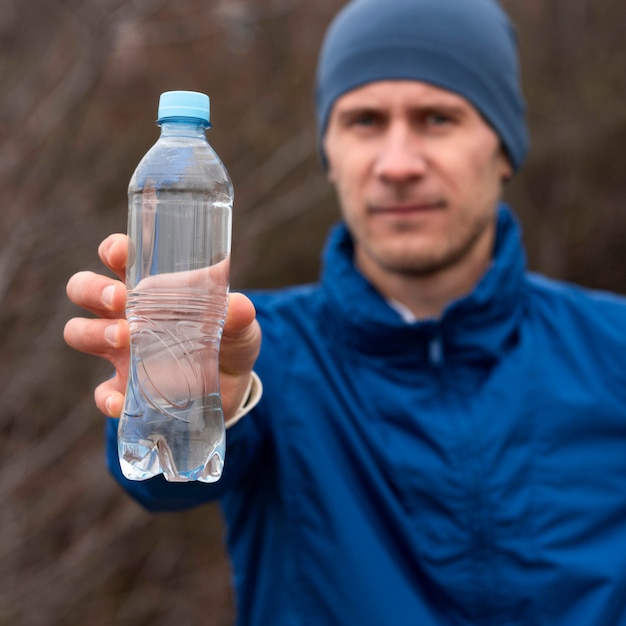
<box><xmin>321</xmin><ymin>204</ymin><xmax>526</xmax><ymax>365</ymax></box>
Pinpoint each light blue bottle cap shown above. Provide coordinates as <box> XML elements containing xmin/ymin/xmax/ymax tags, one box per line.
<box><xmin>157</xmin><ymin>90</ymin><xmax>210</xmax><ymax>125</ymax></box>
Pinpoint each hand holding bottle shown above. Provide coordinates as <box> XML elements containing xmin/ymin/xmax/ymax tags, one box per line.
<box><xmin>64</xmin><ymin>234</ymin><xmax>261</xmax><ymax>443</ymax></box>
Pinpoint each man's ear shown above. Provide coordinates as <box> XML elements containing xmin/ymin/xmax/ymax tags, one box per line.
<box><xmin>322</xmin><ymin>139</ymin><xmax>336</xmax><ymax>183</ymax></box>
<box><xmin>500</xmin><ymin>151</ymin><xmax>513</xmax><ymax>182</ymax></box>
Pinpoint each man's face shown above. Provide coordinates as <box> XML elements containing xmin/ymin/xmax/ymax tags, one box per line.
<box><xmin>323</xmin><ymin>80</ymin><xmax>512</xmax><ymax>282</ymax></box>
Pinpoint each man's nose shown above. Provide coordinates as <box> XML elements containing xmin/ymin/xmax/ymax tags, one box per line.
<box><xmin>373</xmin><ymin>126</ymin><xmax>427</xmax><ymax>183</ymax></box>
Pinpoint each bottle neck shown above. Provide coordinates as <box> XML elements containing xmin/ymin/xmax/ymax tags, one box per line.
<box><xmin>158</xmin><ymin>118</ymin><xmax>209</xmax><ymax>139</ymax></box>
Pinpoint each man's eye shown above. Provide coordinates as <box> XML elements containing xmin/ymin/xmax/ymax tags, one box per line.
<box><xmin>424</xmin><ymin>112</ymin><xmax>452</xmax><ymax>126</ymax></box>
<box><xmin>350</xmin><ymin>113</ymin><xmax>381</xmax><ymax>127</ymax></box>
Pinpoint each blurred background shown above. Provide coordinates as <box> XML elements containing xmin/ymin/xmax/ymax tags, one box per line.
<box><xmin>0</xmin><ymin>0</ymin><xmax>624</xmax><ymax>624</ymax></box>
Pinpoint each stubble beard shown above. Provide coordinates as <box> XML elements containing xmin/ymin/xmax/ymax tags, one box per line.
<box><xmin>363</xmin><ymin>211</ymin><xmax>495</xmax><ymax>279</ymax></box>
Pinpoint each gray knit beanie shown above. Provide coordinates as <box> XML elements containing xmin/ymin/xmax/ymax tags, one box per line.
<box><xmin>315</xmin><ymin>0</ymin><xmax>528</xmax><ymax>172</ymax></box>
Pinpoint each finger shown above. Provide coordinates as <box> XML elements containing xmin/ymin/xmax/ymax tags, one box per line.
<box><xmin>218</xmin><ymin>293</ymin><xmax>261</xmax><ymax>420</ymax></box>
<box><xmin>220</xmin><ymin>292</ymin><xmax>261</xmax><ymax>376</ymax></box>
<box><xmin>98</xmin><ymin>233</ymin><xmax>128</xmax><ymax>282</ymax></box>
<box><xmin>64</xmin><ymin>317</ymin><xmax>130</xmax><ymax>362</ymax></box>
<box><xmin>95</xmin><ymin>377</ymin><xmax>126</xmax><ymax>418</ymax></box>
<box><xmin>66</xmin><ymin>271</ymin><xmax>126</xmax><ymax>319</ymax></box>
<box><xmin>224</xmin><ymin>292</ymin><xmax>258</xmax><ymax>334</ymax></box>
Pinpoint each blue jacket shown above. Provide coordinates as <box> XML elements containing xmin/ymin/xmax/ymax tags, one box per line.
<box><xmin>107</xmin><ymin>205</ymin><xmax>626</xmax><ymax>625</ymax></box>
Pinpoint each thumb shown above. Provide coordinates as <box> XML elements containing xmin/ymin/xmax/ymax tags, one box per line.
<box><xmin>220</xmin><ymin>292</ymin><xmax>261</xmax><ymax>376</ymax></box>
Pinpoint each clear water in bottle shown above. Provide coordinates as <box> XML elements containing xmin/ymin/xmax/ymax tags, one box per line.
<box><xmin>118</xmin><ymin>91</ymin><xmax>233</xmax><ymax>483</ymax></box>
<box><xmin>120</xmin><ymin>287</ymin><xmax>229</xmax><ymax>482</ymax></box>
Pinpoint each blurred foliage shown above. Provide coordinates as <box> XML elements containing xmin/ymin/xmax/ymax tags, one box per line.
<box><xmin>0</xmin><ymin>0</ymin><xmax>624</xmax><ymax>624</ymax></box>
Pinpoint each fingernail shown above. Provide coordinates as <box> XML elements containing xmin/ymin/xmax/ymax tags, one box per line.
<box><xmin>102</xmin><ymin>285</ymin><xmax>116</xmax><ymax>309</ymax></box>
<box><xmin>105</xmin><ymin>323</ymin><xmax>119</xmax><ymax>346</ymax></box>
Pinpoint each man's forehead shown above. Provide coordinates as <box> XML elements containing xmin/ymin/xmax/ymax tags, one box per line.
<box><xmin>332</xmin><ymin>80</ymin><xmax>472</xmax><ymax>111</ymax></box>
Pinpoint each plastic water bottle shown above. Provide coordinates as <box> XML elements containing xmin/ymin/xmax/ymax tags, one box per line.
<box><xmin>118</xmin><ymin>91</ymin><xmax>233</xmax><ymax>483</ymax></box>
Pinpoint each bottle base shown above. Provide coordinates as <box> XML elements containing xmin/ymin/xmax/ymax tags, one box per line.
<box><xmin>119</xmin><ymin>438</ymin><xmax>224</xmax><ymax>483</ymax></box>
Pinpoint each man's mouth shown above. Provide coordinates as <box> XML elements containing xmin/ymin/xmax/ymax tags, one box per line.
<box><xmin>368</xmin><ymin>200</ymin><xmax>445</xmax><ymax>215</ymax></box>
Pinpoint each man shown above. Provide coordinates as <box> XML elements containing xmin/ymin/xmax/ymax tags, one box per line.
<box><xmin>65</xmin><ymin>0</ymin><xmax>626</xmax><ymax>624</ymax></box>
